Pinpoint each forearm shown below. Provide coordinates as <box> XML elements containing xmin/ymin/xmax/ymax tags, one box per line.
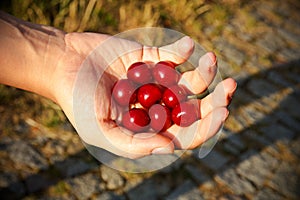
<box><xmin>0</xmin><ymin>11</ymin><xmax>66</xmax><ymax>101</ymax></box>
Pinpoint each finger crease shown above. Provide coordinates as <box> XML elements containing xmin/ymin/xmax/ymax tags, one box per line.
<box><xmin>156</xmin><ymin>47</ymin><xmax>161</xmax><ymax>61</ymax></box>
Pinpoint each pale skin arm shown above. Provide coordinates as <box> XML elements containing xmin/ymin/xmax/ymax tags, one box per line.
<box><xmin>0</xmin><ymin>11</ymin><xmax>65</xmax><ymax>101</ymax></box>
<box><xmin>0</xmin><ymin>12</ymin><xmax>237</xmax><ymax>159</ymax></box>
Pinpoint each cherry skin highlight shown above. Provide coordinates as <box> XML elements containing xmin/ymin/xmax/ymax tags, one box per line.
<box><xmin>137</xmin><ymin>83</ymin><xmax>162</xmax><ymax>108</ymax></box>
<box><xmin>122</xmin><ymin>108</ymin><xmax>150</xmax><ymax>133</ymax></box>
<box><xmin>127</xmin><ymin>62</ymin><xmax>152</xmax><ymax>84</ymax></box>
<box><xmin>171</xmin><ymin>100</ymin><xmax>201</xmax><ymax>127</ymax></box>
<box><xmin>111</xmin><ymin>60</ymin><xmax>204</xmax><ymax>132</ymax></box>
<box><xmin>149</xmin><ymin>104</ymin><xmax>172</xmax><ymax>132</ymax></box>
<box><xmin>152</xmin><ymin>61</ymin><xmax>181</xmax><ymax>87</ymax></box>
<box><xmin>162</xmin><ymin>84</ymin><xmax>189</xmax><ymax>108</ymax></box>
<box><xmin>112</xmin><ymin>79</ymin><xmax>137</xmax><ymax>106</ymax></box>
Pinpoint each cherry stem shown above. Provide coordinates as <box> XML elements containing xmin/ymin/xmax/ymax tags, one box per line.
<box><xmin>187</xmin><ymin>89</ymin><xmax>209</xmax><ymax>100</ymax></box>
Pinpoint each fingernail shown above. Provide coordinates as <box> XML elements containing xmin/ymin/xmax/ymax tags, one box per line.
<box><xmin>178</xmin><ymin>36</ymin><xmax>194</xmax><ymax>54</ymax></box>
<box><xmin>205</xmin><ymin>52</ymin><xmax>217</xmax><ymax>67</ymax></box>
<box><xmin>152</xmin><ymin>146</ymin><xmax>173</xmax><ymax>154</ymax></box>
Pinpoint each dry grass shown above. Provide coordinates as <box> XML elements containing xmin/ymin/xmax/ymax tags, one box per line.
<box><xmin>7</xmin><ymin>0</ymin><xmax>211</xmax><ymax>35</ymax></box>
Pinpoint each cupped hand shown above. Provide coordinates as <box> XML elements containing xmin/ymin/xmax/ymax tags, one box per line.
<box><xmin>52</xmin><ymin>32</ymin><xmax>237</xmax><ymax>159</ymax></box>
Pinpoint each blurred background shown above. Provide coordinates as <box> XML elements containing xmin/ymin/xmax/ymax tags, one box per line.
<box><xmin>0</xmin><ymin>0</ymin><xmax>300</xmax><ymax>199</ymax></box>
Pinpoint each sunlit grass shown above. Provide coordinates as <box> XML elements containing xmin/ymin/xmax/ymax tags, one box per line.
<box><xmin>0</xmin><ymin>0</ymin><xmax>238</xmax><ymax>128</ymax></box>
<box><xmin>7</xmin><ymin>0</ymin><xmax>211</xmax><ymax>34</ymax></box>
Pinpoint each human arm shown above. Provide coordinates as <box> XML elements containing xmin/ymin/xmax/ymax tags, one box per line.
<box><xmin>0</xmin><ymin>11</ymin><xmax>66</xmax><ymax>102</ymax></box>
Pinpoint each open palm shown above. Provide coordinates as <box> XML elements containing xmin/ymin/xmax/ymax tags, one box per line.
<box><xmin>53</xmin><ymin>32</ymin><xmax>237</xmax><ymax>159</ymax></box>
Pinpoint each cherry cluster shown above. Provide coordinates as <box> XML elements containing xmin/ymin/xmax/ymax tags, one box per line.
<box><xmin>111</xmin><ymin>61</ymin><xmax>201</xmax><ymax>133</ymax></box>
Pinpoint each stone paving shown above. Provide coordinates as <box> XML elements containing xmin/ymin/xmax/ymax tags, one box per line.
<box><xmin>0</xmin><ymin>0</ymin><xmax>300</xmax><ymax>199</ymax></box>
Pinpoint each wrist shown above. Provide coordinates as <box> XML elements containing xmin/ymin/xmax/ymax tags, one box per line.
<box><xmin>0</xmin><ymin>11</ymin><xmax>66</xmax><ymax>102</ymax></box>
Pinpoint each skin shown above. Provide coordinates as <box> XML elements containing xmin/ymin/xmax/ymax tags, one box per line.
<box><xmin>0</xmin><ymin>12</ymin><xmax>237</xmax><ymax>159</ymax></box>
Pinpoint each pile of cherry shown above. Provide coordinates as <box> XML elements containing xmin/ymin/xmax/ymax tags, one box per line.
<box><xmin>111</xmin><ymin>61</ymin><xmax>204</xmax><ymax>133</ymax></box>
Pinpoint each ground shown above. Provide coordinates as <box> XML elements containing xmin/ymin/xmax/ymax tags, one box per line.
<box><xmin>0</xmin><ymin>0</ymin><xmax>300</xmax><ymax>199</ymax></box>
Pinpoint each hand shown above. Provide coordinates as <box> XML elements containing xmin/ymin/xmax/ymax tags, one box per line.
<box><xmin>51</xmin><ymin>33</ymin><xmax>237</xmax><ymax>159</ymax></box>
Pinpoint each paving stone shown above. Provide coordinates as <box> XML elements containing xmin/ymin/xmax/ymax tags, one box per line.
<box><xmin>100</xmin><ymin>165</ymin><xmax>124</xmax><ymax>190</ymax></box>
<box><xmin>7</xmin><ymin>140</ymin><xmax>48</xmax><ymax>170</ymax></box>
<box><xmin>277</xmin><ymin>27</ymin><xmax>300</xmax><ymax>45</ymax></box>
<box><xmin>247</xmin><ymin>78</ymin><xmax>279</xmax><ymax>98</ymax></box>
<box><xmin>236</xmin><ymin>150</ymin><xmax>280</xmax><ymax>188</ymax></box>
<box><xmin>255</xmin><ymin>2</ymin><xmax>282</xmax><ymax>26</ymax></box>
<box><xmin>215</xmin><ymin>167</ymin><xmax>256</xmax><ymax>195</ymax></box>
<box><xmin>223</xmin><ymin>134</ymin><xmax>247</xmax><ymax>156</ymax></box>
<box><xmin>241</xmin><ymin>149</ymin><xmax>280</xmax><ymax>170</ymax></box>
<box><xmin>255</xmin><ymin>31</ymin><xmax>286</xmax><ymax>53</ymax></box>
<box><xmin>267</xmin><ymin>162</ymin><xmax>300</xmax><ymax>199</ymax></box>
<box><xmin>290</xmin><ymin>137</ymin><xmax>300</xmax><ymax>158</ymax></box>
<box><xmin>0</xmin><ymin>172</ymin><xmax>25</xmax><ymax>197</ymax></box>
<box><xmin>43</xmin><ymin>139</ymin><xmax>66</xmax><ymax>157</ymax></box>
<box><xmin>226</xmin><ymin>134</ymin><xmax>246</xmax><ymax>151</ymax></box>
<box><xmin>263</xmin><ymin>142</ymin><xmax>287</xmax><ymax>159</ymax></box>
<box><xmin>49</xmin><ymin>154</ymin><xmax>66</xmax><ymax>165</ymax></box>
<box><xmin>219</xmin><ymin>127</ymin><xmax>235</xmax><ymax>140</ymax></box>
<box><xmin>197</xmin><ymin>150</ymin><xmax>230</xmax><ymax>172</ymax></box>
<box><xmin>223</xmin><ymin>142</ymin><xmax>241</xmax><ymax>156</ymax></box>
<box><xmin>160</xmin><ymin>154</ymin><xmax>184</xmax><ymax>173</ymax></box>
<box><xmin>217</xmin><ymin>58</ymin><xmax>235</xmax><ymax>77</ymax></box>
<box><xmin>95</xmin><ymin>192</ymin><xmax>126</xmax><ymax>200</ymax></box>
<box><xmin>184</xmin><ymin>164</ymin><xmax>211</xmax><ymax>184</ymax></box>
<box><xmin>253</xmin><ymin>188</ymin><xmax>283</xmax><ymax>200</ymax></box>
<box><xmin>284</xmin><ymin>17</ymin><xmax>300</xmax><ymax>35</ymax></box>
<box><xmin>127</xmin><ymin>179</ymin><xmax>170</xmax><ymax>200</ymax></box>
<box><xmin>166</xmin><ymin>180</ymin><xmax>204</xmax><ymax>200</ymax></box>
<box><xmin>233</xmin><ymin>70</ymin><xmax>250</xmax><ymax>86</ymax></box>
<box><xmin>55</xmin><ymin>158</ymin><xmax>95</xmax><ymax>177</ymax></box>
<box><xmin>31</xmin><ymin>134</ymin><xmax>49</xmax><ymax>147</ymax></box>
<box><xmin>38</xmin><ymin>196</ymin><xmax>73</xmax><ymax>200</ymax></box>
<box><xmin>278</xmin><ymin>48</ymin><xmax>300</xmax><ymax>61</ymax></box>
<box><xmin>280</xmin><ymin>96</ymin><xmax>300</xmax><ymax>119</ymax></box>
<box><xmin>223</xmin><ymin>114</ymin><xmax>245</xmax><ymax>134</ymax></box>
<box><xmin>276</xmin><ymin>2</ymin><xmax>293</xmax><ymax>18</ymax></box>
<box><xmin>214</xmin><ymin>40</ymin><xmax>246</xmax><ymax>66</ymax></box>
<box><xmin>250</xmin><ymin>96</ymin><xmax>279</xmax><ymax>116</ymax></box>
<box><xmin>231</xmin><ymin>85</ymin><xmax>255</xmax><ymax>105</ymax></box>
<box><xmin>260</xmin><ymin>124</ymin><xmax>295</xmax><ymax>143</ymax></box>
<box><xmin>237</xmin><ymin>104</ymin><xmax>266</xmax><ymax>128</ymax></box>
<box><xmin>275</xmin><ymin>111</ymin><xmax>300</xmax><ymax>132</ymax></box>
<box><xmin>285</xmin><ymin>70</ymin><xmax>300</xmax><ymax>84</ymax></box>
<box><xmin>0</xmin><ymin>137</ymin><xmax>13</xmax><ymax>150</ymax></box>
<box><xmin>267</xmin><ymin>71</ymin><xmax>294</xmax><ymax>88</ymax></box>
<box><xmin>218</xmin><ymin>194</ymin><xmax>245</xmax><ymax>200</ymax></box>
<box><xmin>67</xmin><ymin>173</ymin><xmax>101</xmax><ymax>200</ymax></box>
<box><xmin>25</xmin><ymin>174</ymin><xmax>54</xmax><ymax>193</ymax></box>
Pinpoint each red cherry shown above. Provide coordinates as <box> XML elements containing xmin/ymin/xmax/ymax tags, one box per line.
<box><xmin>127</xmin><ymin>62</ymin><xmax>153</xmax><ymax>84</ymax></box>
<box><xmin>162</xmin><ymin>84</ymin><xmax>189</xmax><ymax>108</ymax></box>
<box><xmin>137</xmin><ymin>83</ymin><xmax>162</xmax><ymax>108</ymax></box>
<box><xmin>152</xmin><ymin>61</ymin><xmax>181</xmax><ymax>86</ymax></box>
<box><xmin>171</xmin><ymin>100</ymin><xmax>201</xmax><ymax>127</ymax></box>
<box><xmin>112</xmin><ymin>79</ymin><xmax>137</xmax><ymax>106</ymax></box>
<box><xmin>149</xmin><ymin>104</ymin><xmax>172</xmax><ymax>132</ymax></box>
<box><xmin>122</xmin><ymin>108</ymin><xmax>150</xmax><ymax>133</ymax></box>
